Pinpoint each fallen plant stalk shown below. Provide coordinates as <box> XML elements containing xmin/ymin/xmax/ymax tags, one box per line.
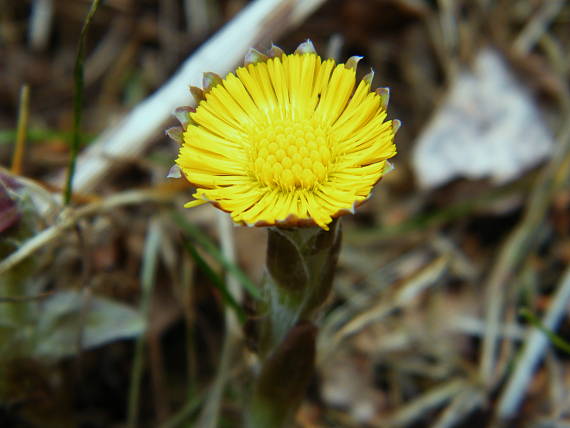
<box><xmin>0</xmin><ymin>188</ymin><xmax>175</xmax><ymax>275</ymax></box>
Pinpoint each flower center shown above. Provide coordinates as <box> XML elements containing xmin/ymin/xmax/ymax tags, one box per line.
<box><xmin>249</xmin><ymin>119</ymin><xmax>331</xmax><ymax>190</ymax></box>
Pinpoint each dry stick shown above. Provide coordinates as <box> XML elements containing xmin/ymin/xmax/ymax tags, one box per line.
<box><xmin>479</xmin><ymin>120</ymin><xmax>570</xmax><ymax>386</ymax></box>
<box><xmin>11</xmin><ymin>85</ymin><xmax>30</xmax><ymax>175</ymax></box>
<box><xmin>50</xmin><ymin>0</ymin><xmax>328</xmax><ymax>196</ymax></box>
<box><xmin>496</xmin><ymin>267</ymin><xmax>570</xmax><ymax>419</ymax></box>
<box><xmin>0</xmin><ymin>189</ymin><xmax>173</xmax><ymax>275</ymax></box>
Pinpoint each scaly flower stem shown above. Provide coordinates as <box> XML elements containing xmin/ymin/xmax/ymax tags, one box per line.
<box><xmin>260</xmin><ymin>219</ymin><xmax>341</xmax><ymax>356</ymax></box>
<box><xmin>248</xmin><ymin>220</ymin><xmax>341</xmax><ymax>427</ymax></box>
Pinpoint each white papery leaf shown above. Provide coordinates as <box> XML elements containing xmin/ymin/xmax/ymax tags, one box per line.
<box><xmin>413</xmin><ymin>48</ymin><xmax>554</xmax><ymax>189</ymax></box>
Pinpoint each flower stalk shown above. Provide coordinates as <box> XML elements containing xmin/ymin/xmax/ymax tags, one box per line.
<box><xmin>167</xmin><ymin>39</ymin><xmax>398</xmax><ymax>426</ymax></box>
<box><xmin>248</xmin><ymin>221</ymin><xmax>341</xmax><ymax>427</ymax></box>
<box><xmin>248</xmin><ymin>321</ymin><xmax>317</xmax><ymax>428</ymax></box>
<box><xmin>259</xmin><ymin>220</ymin><xmax>341</xmax><ymax>357</ymax></box>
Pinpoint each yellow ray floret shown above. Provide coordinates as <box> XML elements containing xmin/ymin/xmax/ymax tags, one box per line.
<box><xmin>175</xmin><ymin>45</ymin><xmax>398</xmax><ymax>230</ymax></box>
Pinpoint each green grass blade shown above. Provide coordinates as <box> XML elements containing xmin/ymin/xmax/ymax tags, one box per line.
<box><xmin>173</xmin><ymin>212</ymin><xmax>260</xmax><ymax>300</ymax></box>
<box><xmin>183</xmin><ymin>241</ymin><xmax>246</xmax><ymax>324</ymax></box>
<box><xmin>64</xmin><ymin>0</ymin><xmax>101</xmax><ymax>205</ymax></box>
<box><xmin>519</xmin><ymin>307</ymin><xmax>570</xmax><ymax>354</ymax></box>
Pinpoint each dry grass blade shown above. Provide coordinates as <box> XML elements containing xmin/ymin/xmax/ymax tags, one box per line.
<box><xmin>320</xmin><ymin>255</ymin><xmax>448</xmax><ymax>362</ymax></box>
<box><xmin>496</xmin><ymin>267</ymin><xmax>570</xmax><ymax>420</ymax></box>
<box><xmin>195</xmin><ymin>211</ymin><xmax>243</xmax><ymax>428</ymax></box>
<box><xmin>215</xmin><ymin>210</ymin><xmax>242</xmax><ymax>336</ymax></box>
<box><xmin>0</xmin><ymin>188</ymin><xmax>173</xmax><ymax>275</ymax></box>
<box><xmin>513</xmin><ymin>0</ymin><xmax>566</xmax><ymax>54</ymax></box>
<box><xmin>480</xmin><ymin>117</ymin><xmax>570</xmax><ymax>387</ymax></box>
<box><xmin>127</xmin><ymin>219</ymin><xmax>161</xmax><ymax>428</ymax></box>
<box><xmin>173</xmin><ymin>212</ymin><xmax>260</xmax><ymax>299</ymax></box>
<box><xmin>432</xmin><ymin>386</ymin><xmax>485</xmax><ymax>428</ymax></box>
<box><xmin>29</xmin><ymin>0</ymin><xmax>54</xmax><ymax>51</ymax></box>
<box><xmin>386</xmin><ymin>379</ymin><xmax>466</xmax><ymax>428</ymax></box>
<box><xmin>185</xmin><ymin>0</ymin><xmax>210</xmax><ymax>39</ymax></box>
<box><xmin>11</xmin><ymin>85</ymin><xmax>30</xmax><ymax>175</ymax></box>
<box><xmin>0</xmin><ymin>291</ymin><xmax>54</xmax><ymax>303</ymax></box>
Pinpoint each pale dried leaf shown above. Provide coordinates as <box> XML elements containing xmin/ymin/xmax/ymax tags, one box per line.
<box><xmin>413</xmin><ymin>48</ymin><xmax>554</xmax><ymax>189</ymax></box>
<box><xmin>34</xmin><ymin>291</ymin><xmax>144</xmax><ymax>360</ymax></box>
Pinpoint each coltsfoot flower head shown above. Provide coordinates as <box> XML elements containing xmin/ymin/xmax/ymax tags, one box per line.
<box><xmin>171</xmin><ymin>40</ymin><xmax>398</xmax><ymax>230</ymax></box>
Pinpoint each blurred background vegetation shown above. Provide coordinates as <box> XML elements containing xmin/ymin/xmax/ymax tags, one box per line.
<box><xmin>1</xmin><ymin>0</ymin><xmax>570</xmax><ymax>427</ymax></box>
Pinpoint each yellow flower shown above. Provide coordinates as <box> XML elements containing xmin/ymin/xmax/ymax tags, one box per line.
<box><xmin>174</xmin><ymin>41</ymin><xmax>398</xmax><ymax>230</ymax></box>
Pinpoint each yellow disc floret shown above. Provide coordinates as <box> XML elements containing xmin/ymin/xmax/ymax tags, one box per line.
<box><xmin>249</xmin><ymin>118</ymin><xmax>330</xmax><ymax>190</ymax></box>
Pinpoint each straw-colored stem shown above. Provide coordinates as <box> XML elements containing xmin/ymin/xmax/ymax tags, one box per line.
<box><xmin>127</xmin><ymin>220</ymin><xmax>161</xmax><ymax>428</ymax></box>
<box><xmin>11</xmin><ymin>85</ymin><xmax>30</xmax><ymax>175</ymax></box>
